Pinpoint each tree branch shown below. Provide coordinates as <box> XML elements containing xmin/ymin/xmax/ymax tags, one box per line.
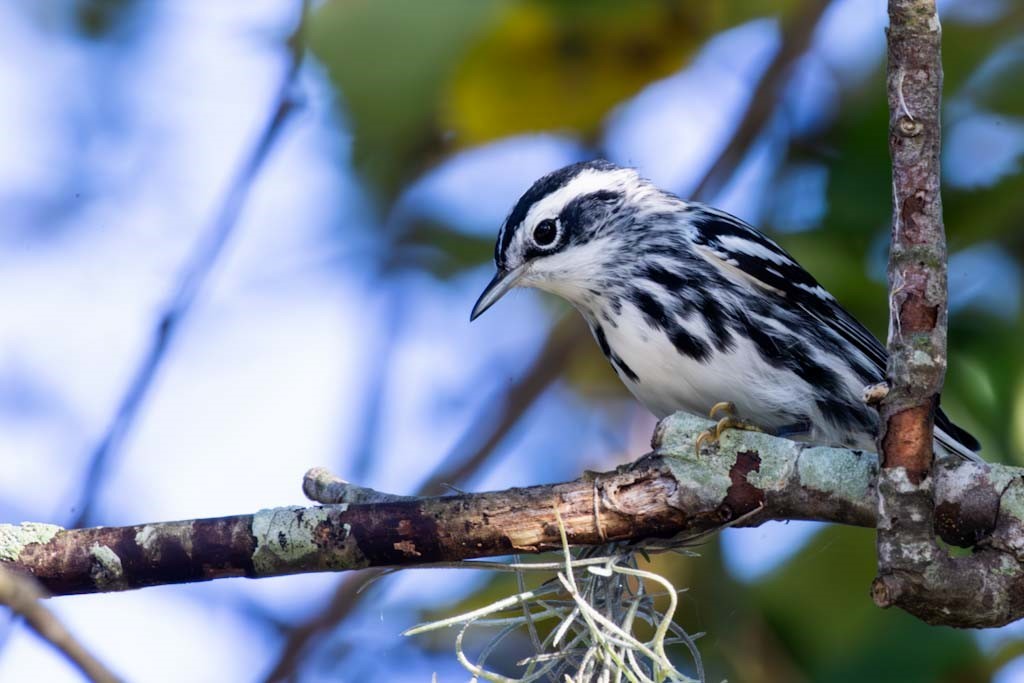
<box><xmin>879</xmin><ymin>0</ymin><xmax>947</xmax><ymax>477</ymax></box>
<box><xmin>690</xmin><ymin>0</ymin><xmax>829</xmax><ymax>201</ymax></box>
<box><xmin>0</xmin><ymin>566</ymin><xmax>121</xmax><ymax>683</ymax></box>
<box><xmin>870</xmin><ymin>0</ymin><xmax>994</xmax><ymax>624</ymax></box>
<box><xmin>419</xmin><ymin>313</ymin><xmax>586</xmax><ymax>495</ymax></box>
<box><xmin>69</xmin><ymin>0</ymin><xmax>310</xmax><ymax>528</ymax></box>
<box><xmin>5</xmin><ymin>414</ymin><xmax>1024</xmax><ymax>626</ymax></box>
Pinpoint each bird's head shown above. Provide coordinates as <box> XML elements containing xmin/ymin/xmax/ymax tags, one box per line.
<box><xmin>471</xmin><ymin>160</ymin><xmax>656</xmax><ymax>320</ymax></box>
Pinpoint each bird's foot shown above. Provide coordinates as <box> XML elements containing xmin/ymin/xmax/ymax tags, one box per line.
<box><xmin>695</xmin><ymin>402</ymin><xmax>766</xmax><ymax>455</ymax></box>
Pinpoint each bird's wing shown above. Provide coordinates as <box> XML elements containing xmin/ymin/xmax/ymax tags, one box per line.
<box><xmin>687</xmin><ymin>205</ymin><xmax>981</xmax><ymax>457</ymax></box>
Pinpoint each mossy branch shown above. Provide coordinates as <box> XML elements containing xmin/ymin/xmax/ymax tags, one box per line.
<box><xmin>2</xmin><ymin>414</ymin><xmax>1023</xmax><ymax>627</ymax></box>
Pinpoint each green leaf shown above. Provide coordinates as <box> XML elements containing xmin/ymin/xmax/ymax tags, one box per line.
<box><xmin>309</xmin><ymin>0</ymin><xmax>505</xmax><ymax>203</ymax></box>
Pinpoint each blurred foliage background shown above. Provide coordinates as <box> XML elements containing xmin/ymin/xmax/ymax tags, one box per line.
<box><xmin>1</xmin><ymin>0</ymin><xmax>1023</xmax><ymax>681</ymax></box>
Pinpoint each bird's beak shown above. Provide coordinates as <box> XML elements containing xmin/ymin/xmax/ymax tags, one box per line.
<box><xmin>470</xmin><ymin>264</ymin><xmax>527</xmax><ymax>321</ymax></box>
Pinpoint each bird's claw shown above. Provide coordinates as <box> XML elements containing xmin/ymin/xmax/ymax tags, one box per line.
<box><xmin>694</xmin><ymin>429</ymin><xmax>715</xmax><ymax>455</ymax></box>
<box><xmin>695</xmin><ymin>404</ymin><xmax>765</xmax><ymax>455</ymax></box>
<box><xmin>707</xmin><ymin>401</ymin><xmax>735</xmax><ymax>420</ymax></box>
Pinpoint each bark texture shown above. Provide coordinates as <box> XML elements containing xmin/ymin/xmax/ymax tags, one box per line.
<box><xmin>878</xmin><ymin>0</ymin><xmax>947</xmax><ymax>477</ymax></box>
<box><xmin>868</xmin><ymin>0</ymin><xmax>1009</xmax><ymax>624</ymax></box>
<box><xmin>3</xmin><ymin>414</ymin><xmax>1024</xmax><ymax>627</ymax></box>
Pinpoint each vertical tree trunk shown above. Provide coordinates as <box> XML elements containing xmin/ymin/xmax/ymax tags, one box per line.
<box><xmin>874</xmin><ymin>0</ymin><xmax>948</xmax><ymax>609</ymax></box>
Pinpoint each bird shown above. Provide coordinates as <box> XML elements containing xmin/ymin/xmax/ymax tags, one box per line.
<box><xmin>470</xmin><ymin>159</ymin><xmax>981</xmax><ymax>461</ymax></box>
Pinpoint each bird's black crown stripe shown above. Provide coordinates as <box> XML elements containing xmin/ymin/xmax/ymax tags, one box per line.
<box><xmin>496</xmin><ymin>159</ymin><xmax>618</xmax><ymax>267</ymax></box>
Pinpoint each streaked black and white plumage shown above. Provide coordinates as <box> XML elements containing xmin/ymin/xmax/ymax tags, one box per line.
<box><xmin>471</xmin><ymin>160</ymin><xmax>981</xmax><ymax>461</ymax></box>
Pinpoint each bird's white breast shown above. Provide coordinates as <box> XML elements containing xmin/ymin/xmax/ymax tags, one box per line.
<box><xmin>593</xmin><ymin>300</ymin><xmax>823</xmax><ymax>437</ymax></box>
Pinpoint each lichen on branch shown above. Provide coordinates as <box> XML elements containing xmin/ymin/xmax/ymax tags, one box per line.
<box><xmin>1</xmin><ymin>414</ymin><xmax>1023</xmax><ymax>626</ymax></box>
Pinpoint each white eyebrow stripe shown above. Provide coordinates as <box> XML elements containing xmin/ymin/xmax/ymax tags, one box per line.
<box><xmin>495</xmin><ymin>221</ymin><xmax>508</xmax><ymax>265</ymax></box>
<box><xmin>522</xmin><ymin>167</ymin><xmax>637</xmax><ymax>232</ymax></box>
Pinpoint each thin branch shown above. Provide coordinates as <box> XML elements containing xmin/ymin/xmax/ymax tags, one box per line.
<box><xmin>0</xmin><ymin>566</ymin><xmax>121</xmax><ymax>683</ymax></box>
<box><xmin>345</xmin><ymin>286</ymin><xmax>406</xmax><ymax>482</ymax></box>
<box><xmin>68</xmin><ymin>0</ymin><xmax>311</xmax><ymax>528</ymax></box>
<box><xmin>690</xmin><ymin>0</ymin><xmax>830</xmax><ymax>201</ymax></box>
<box><xmin>419</xmin><ymin>313</ymin><xmax>585</xmax><ymax>494</ymax></box>
<box><xmin>264</xmin><ymin>567</ymin><xmax>386</xmax><ymax>683</ymax></box>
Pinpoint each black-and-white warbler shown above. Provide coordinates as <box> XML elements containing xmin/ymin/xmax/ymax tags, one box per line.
<box><xmin>471</xmin><ymin>160</ymin><xmax>981</xmax><ymax>461</ymax></box>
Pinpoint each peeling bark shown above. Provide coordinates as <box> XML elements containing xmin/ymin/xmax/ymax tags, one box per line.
<box><xmin>880</xmin><ymin>403</ymin><xmax>936</xmax><ymax>483</ymax></box>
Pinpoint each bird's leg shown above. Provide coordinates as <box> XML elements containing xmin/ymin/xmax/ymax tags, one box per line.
<box><xmin>695</xmin><ymin>401</ymin><xmax>766</xmax><ymax>455</ymax></box>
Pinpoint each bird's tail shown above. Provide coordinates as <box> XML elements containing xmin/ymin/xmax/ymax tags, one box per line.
<box><xmin>935</xmin><ymin>425</ymin><xmax>984</xmax><ymax>463</ymax></box>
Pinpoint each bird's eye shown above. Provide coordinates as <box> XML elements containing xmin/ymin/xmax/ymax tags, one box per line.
<box><xmin>533</xmin><ymin>219</ymin><xmax>558</xmax><ymax>247</ymax></box>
